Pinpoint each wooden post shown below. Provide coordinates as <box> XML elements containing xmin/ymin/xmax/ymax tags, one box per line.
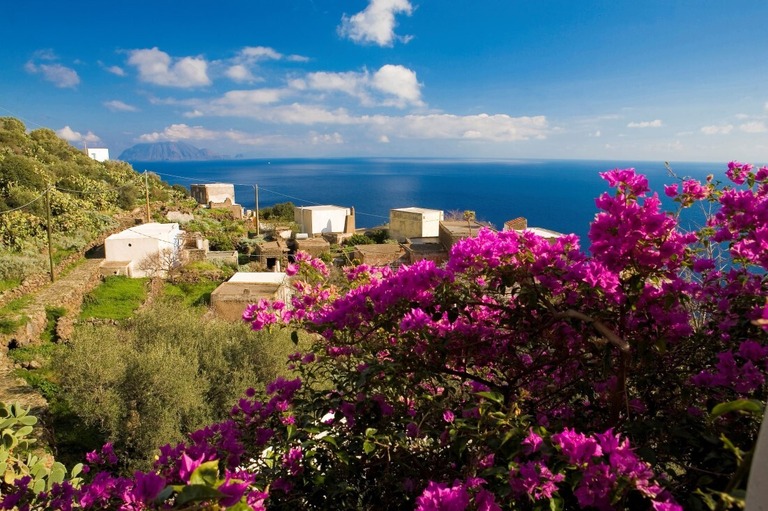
<box><xmin>254</xmin><ymin>184</ymin><xmax>260</xmax><ymax>237</ymax></box>
<box><xmin>45</xmin><ymin>186</ymin><xmax>55</xmax><ymax>282</ymax></box>
<box><xmin>144</xmin><ymin>171</ymin><xmax>151</xmax><ymax>223</ymax></box>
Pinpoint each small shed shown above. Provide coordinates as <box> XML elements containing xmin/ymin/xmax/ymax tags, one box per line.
<box><xmin>295</xmin><ymin>205</ymin><xmax>355</xmax><ymax>236</ymax></box>
<box><xmin>210</xmin><ymin>272</ymin><xmax>291</xmax><ymax>321</ymax></box>
<box><xmin>389</xmin><ymin>207</ymin><xmax>444</xmax><ymax>241</ymax></box>
<box><xmin>353</xmin><ymin>244</ymin><xmax>405</xmax><ymax>266</ymax></box>
<box><xmin>438</xmin><ymin>220</ymin><xmax>487</xmax><ymax>251</ymax></box>
<box><xmin>294</xmin><ymin>237</ymin><xmax>331</xmax><ymax>258</ymax></box>
<box><xmin>191</xmin><ymin>183</ymin><xmax>236</xmax><ymax>205</ymax></box>
<box><xmin>403</xmin><ymin>238</ymin><xmax>448</xmax><ymax>265</ymax></box>
<box><xmin>253</xmin><ymin>239</ymin><xmax>289</xmax><ymax>270</ymax></box>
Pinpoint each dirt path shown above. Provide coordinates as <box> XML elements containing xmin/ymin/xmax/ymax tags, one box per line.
<box><xmin>0</xmin><ymin>252</ymin><xmax>106</xmax><ymax>418</ymax></box>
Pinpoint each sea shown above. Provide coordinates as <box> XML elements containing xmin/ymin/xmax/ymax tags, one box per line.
<box><xmin>129</xmin><ymin>158</ymin><xmax>722</xmax><ymax>246</ymax></box>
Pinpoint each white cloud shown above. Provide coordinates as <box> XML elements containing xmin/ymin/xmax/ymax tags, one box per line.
<box><xmin>138</xmin><ymin>124</ymin><xmax>267</xmax><ymax>145</ymax></box>
<box><xmin>371</xmin><ymin>64</ymin><xmax>422</xmax><ymax>107</ymax></box>
<box><xmin>237</xmin><ymin>46</ymin><xmax>309</xmax><ymax>63</ymax></box>
<box><xmin>300</xmin><ymin>64</ymin><xmax>422</xmax><ymax>107</ymax></box>
<box><xmin>384</xmin><ymin>113</ymin><xmax>548</xmax><ymax>142</ymax></box>
<box><xmin>225</xmin><ymin>64</ymin><xmax>257</xmax><ymax>83</ymax></box>
<box><xmin>56</xmin><ymin>126</ymin><xmax>100</xmax><ymax>143</ymax></box>
<box><xmin>106</xmin><ymin>65</ymin><xmax>125</xmax><ymax>77</ymax></box>
<box><xmin>626</xmin><ymin>119</ymin><xmax>663</xmax><ymax>128</ymax></box>
<box><xmin>739</xmin><ymin>121</ymin><xmax>767</xmax><ymax>133</ymax></box>
<box><xmin>701</xmin><ymin>124</ymin><xmax>733</xmax><ymax>135</ymax></box>
<box><xmin>104</xmin><ymin>100</ymin><xmax>138</xmax><ymax>112</ymax></box>
<box><xmin>305</xmin><ymin>71</ymin><xmax>369</xmax><ymax>101</ymax></box>
<box><xmin>127</xmin><ymin>47</ymin><xmax>210</xmax><ymax>87</ymax></box>
<box><xmin>339</xmin><ymin>0</ymin><xmax>413</xmax><ymax>46</ymax></box>
<box><xmin>25</xmin><ymin>60</ymin><xmax>80</xmax><ymax>88</ymax></box>
<box><xmin>589</xmin><ymin>130</ymin><xmax>601</xmax><ymax>138</ymax></box>
<box><xmin>379</xmin><ymin>135</ymin><xmax>390</xmax><ymax>143</ymax></box>
<box><xmin>311</xmin><ymin>132</ymin><xmax>344</xmax><ymax>145</ymax></box>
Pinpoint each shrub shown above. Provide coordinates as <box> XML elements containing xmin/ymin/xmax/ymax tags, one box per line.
<box><xmin>57</xmin><ymin>301</ymin><xmax>299</xmax><ymax>471</ymax></box>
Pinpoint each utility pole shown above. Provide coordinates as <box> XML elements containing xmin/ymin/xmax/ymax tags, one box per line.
<box><xmin>254</xmin><ymin>184</ymin><xmax>260</xmax><ymax>237</ymax></box>
<box><xmin>144</xmin><ymin>170</ymin><xmax>151</xmax><ymax>223</ymax></box>
<box><xmin>45</xmin><ymin>186</ymin><xmax>55</xmax><ymax>282</ymax></box>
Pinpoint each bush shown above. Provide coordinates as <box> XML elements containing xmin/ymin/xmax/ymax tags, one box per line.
<box><xmin>57</xmin><ymin>301</ymin><xmax>300</xmax><ymax>470</ymax></box>
<box><xmin>0</xmin><ymin>250</ymin><xmax>46</xmax><ymax>281</ymax></box>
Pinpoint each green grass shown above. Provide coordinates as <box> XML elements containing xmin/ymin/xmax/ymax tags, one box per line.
<box><xmin>0</xmin><ymin>295</ymin><xmax>33</xmax><ymax>334</ymax></box>
<box><xmin>41</xmin><ymin>306</ymin><xmax>67</xmax><ymax>343</ymax></box>
<box><xmin>162</xmin><ymin>279</ymin><xmax>219</xmax><ymax>308</ymax></box>
<box><xmin>79</xmin><ymin>276</ymin><xmax>148</xmax><ymax>320</ymax></box>
<box><xmin>0</xmin><ymin>279</ymin><xmax>21</xmax><ymax>293</ymax></box>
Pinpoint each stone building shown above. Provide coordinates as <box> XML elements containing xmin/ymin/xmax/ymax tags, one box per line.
<box><xmin>389</xmin><ymin>207</ymin><xmax>443</xmax><ymax>241</ymax></box>
<box><xmin>353</xmin><ymin>244</ymin><xmax>405</xmax><ymax>266</ymax></box>
<box><xmin>293</xmin><ymin>236</ymin><xmax>331</xmax><ymax>258</ymax></box>
<box><xmin>253</xmin><ymin>239</ymin><xmax>289</xmax><ymax>270</ymax></box>
<box><xmin>438</xmin><ymin>220</ymin><xmax>487</xmax><ymax>251</ymax></box>
<box><xmin>190</xmin><ymin>183</ymin><xmax>244</xmax><ymax>219</ymax></box>
<box><xmin>210</xmin><ymin>272</ymin><xmax>291</xmax><ymax>321</ymax></box>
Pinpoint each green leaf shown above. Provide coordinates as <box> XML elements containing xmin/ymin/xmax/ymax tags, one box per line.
<box><xmin>476</xmin><ymin>391</ymin><xmax>504</xmax><ymax>405</ymax></box>
<box><xmin>18</xmin><ymin>416</ymin><xmax>36</xmax><ymax>426</ymax></box>
<box><xmin>319</xmin><ymin>435</ymin><xmax>339</xmax><ymax>448</ymax></box>
<box><xmin>16</xmin><ymin>425</ymin><xmax>33</xmax><ymax>437</ymax></box>
<box><xmin>70</xmin><ymin>463</ymin><xmax>83</xmax><ymax>479</ymax></box>
<box><xmin>363</xmin><ymin>440</ymin><xmax>375</xmax><ymax>455</ymax></box>
<box><xmin>364</xmin><ymin>428</ymin><xmax>378</xmax><ymax>438</ymax></box>
<box><xmin>227</xmin><ymin>503</ymin><xmax>253</xmax><ymax>511</ymax></box>
<box><xmin>291</xmin><ymin>331</ymin><xmax>299</xmax><ymax>345</ymax></box>
<box><xmin>174</xmin><ymin>484</ymin><xmax>223</xmax><ymax>506</ymax></box>
<box><xmin>711</xmin><ymin>399</ymin><xmax>764</xmax><ymax>418</ymax></box>
<box><xmin>32</xmin><ymin>478</ymin><xmax>45</xmax><ymax>494</ymax></box>
<box><xmin>154</xmin><ymin>485</ymin><xmax>175</xmax><ymax>503</ymax></box>
<box><xmin>189</xmin><ymin>460</ymin><xmax>220</xmax><ymax>487</ymax></box>
<box><xmin>286</xmin><ymin>424</ymin><xmax>297</xmax><ymax>441</ymax></box>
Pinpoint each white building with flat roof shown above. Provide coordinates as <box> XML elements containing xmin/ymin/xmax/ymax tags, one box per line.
<box><xmin>101</xmin><ymin>222</ymin><xmax>184</xmax><ymax>278</ymax></box>
<box><xmin>295</xmin><ymin>205</ymin><xmax>355</xmax><ymax>236</ymax></box>
<box><xmin>86</xmin><ymin>148</ymin><xmax>109</xmax><ymax>162</ymax></box>
<box><xmin>389</xmin><ymin>207</ymin><xmax>444</xmax><ymax>241</ymax></box>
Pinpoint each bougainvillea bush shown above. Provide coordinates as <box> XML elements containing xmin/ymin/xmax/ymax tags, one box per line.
<box><xmin>3</xmin><ymin>162</ymin><xmax>767</xmax><ymax>510</ymax></box>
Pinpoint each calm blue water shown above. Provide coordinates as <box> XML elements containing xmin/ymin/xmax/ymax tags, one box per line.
<box><xmin>131</xmin><ymin>158</ymin><xmax>722</xmax><ymax>246</ymax></box>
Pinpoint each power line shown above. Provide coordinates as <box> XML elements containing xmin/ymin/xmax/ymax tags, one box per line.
<box><xmin>0</xmin><ymin>187</ymin><xmax>49</xmax><ymax>215</ymax></box>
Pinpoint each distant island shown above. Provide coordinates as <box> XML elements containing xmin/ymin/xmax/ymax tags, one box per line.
<box><xmin>118</xmin><ymin>141</ymin><xmax>223</xmax><ymax>161</ymax></box>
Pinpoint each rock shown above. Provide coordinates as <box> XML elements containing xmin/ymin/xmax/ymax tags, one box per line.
<box><xmin>25</xmin><ymin>360</ymin><xmax>42</xmax><ymax>370</ymax></box>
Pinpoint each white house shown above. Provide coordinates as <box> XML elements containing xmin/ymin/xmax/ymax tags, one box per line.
<box><xmin>295</xmin><ymin>205</ymin><xmax>355</xmax><ymax>236</ymax></box>
<box><xmin>86</xmin><ymin>148</ymin><xmax>110</xmax><ymax>162</ymax></box>
<box><xmin>389</xmin><ymin>207</ymin><xmax>444</xmax><ymax>241</ymax></box>
<box><xmin>101</xmin><ymin>222</ymin><xmax>184</xmax><ymax>278</ymax></box>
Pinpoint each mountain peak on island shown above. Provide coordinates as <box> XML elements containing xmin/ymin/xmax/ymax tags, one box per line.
<box><xmin>118</xmin><ymin>141</ymin><xmax>221</xmax><ymax>161</ymax></box>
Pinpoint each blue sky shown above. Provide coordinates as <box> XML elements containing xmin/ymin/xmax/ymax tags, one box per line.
<box><xmin>2</xmin><ymin>0</ymin><xmax>767</xmax><ymax>162</ymax></box>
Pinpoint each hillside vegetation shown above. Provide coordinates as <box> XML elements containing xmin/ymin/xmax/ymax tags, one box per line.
<box><xmin>0</xmin><ymin>117</ymin><xmax>187</xmax><ymax>283</ymax></box>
